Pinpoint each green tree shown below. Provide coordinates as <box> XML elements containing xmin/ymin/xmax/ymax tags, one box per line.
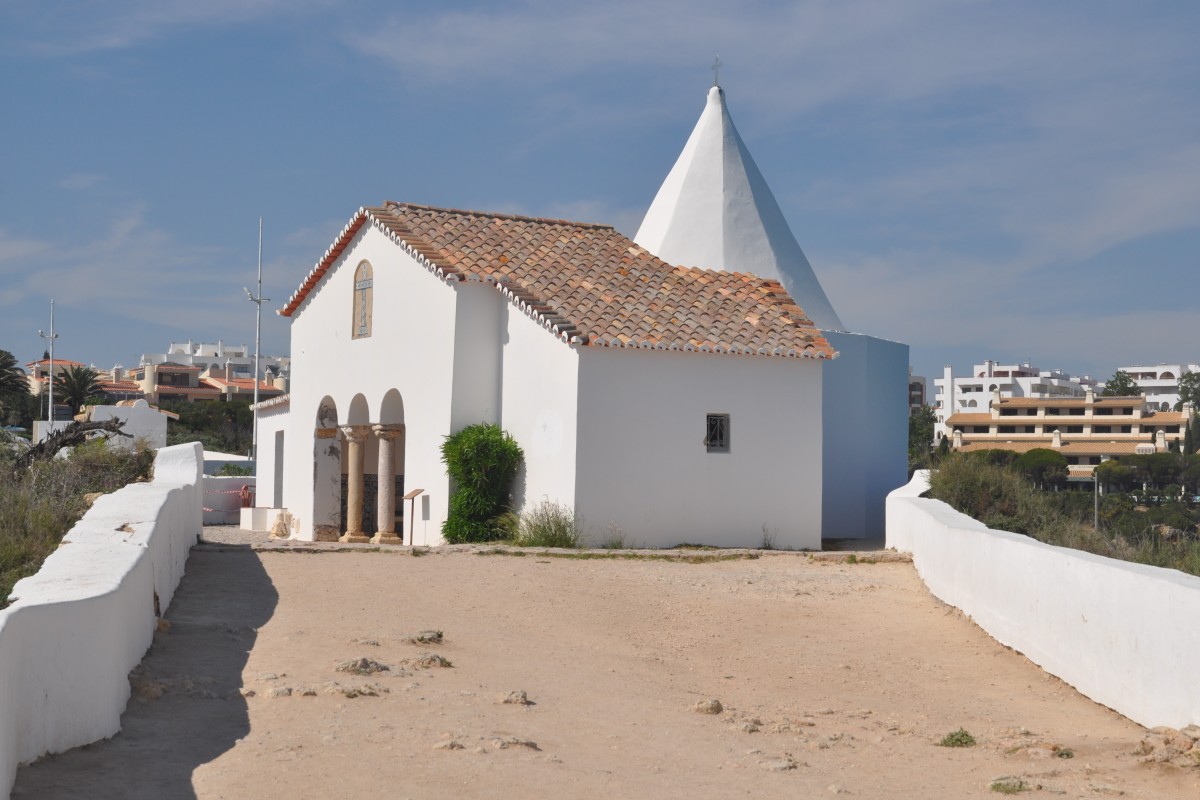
<box><xmin>1013</xmin><ymin>448</ymin><xmax>1068</xmax><ymax>490</ymax></box>
<box><xmin>165</xmin><ymin>400</ymin><xmax>253</xmax><ymax>453</ymax></box>
<box><xmin>1095</xmin><ymin>458</ymin><xmax>1132</xmax><ymax>491</ymax></box>
<box><xmin>0</xmin><ymin>349</ymin><xmax>26</xmax><ymax>399</ymax></box>
<box><xmin>0</xmin><ymin>349</ymin><xmax>30</xmax><ymax>426</ymax></box>
<box><xmin>1176</xmin><ymin>371</ymin><xmax>1200</xmax><ymax>411</ymax></box>
<box><xmin>1101</xmin><ymin>369</ymin><xmax>1140</xmax><ymax>397</ymax></box>
<box><xmin>908</xmin><ymin>405</ymin><xmax>936</xmax><ymax>471</ymax></box>
<box><xmin>53</xmin><ymin>365</ymin><xmax>101</xmax><ymax>415</ymax></box>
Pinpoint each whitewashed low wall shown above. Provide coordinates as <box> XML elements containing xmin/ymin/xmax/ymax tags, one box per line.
<box><xmin>203</xmin><ymin>475</ymin><xmax>256</xmax><ymax>525</ymax></box>
<box><xmin>887</xmin><ymin>471</ymin><xmax>1200</xmax><ymax>729</ymax></box>
<box><xmin>0</xmin><ymin>443</ymin><xmax>203</xmax><ymax>798</ymax></box>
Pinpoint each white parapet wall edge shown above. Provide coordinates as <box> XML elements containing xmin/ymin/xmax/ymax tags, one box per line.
<box><xmin>0</xmin><ymin>442</ymin><xmax>203</xmax><ymax>798</ymax></box>
<box><xmin>887</xmin><ymin>470</ymin><xmax>1200</xmax><ymax>730</ymax></box>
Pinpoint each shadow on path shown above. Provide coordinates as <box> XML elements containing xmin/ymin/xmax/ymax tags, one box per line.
<box><xmin>12</xmin><ymin>545</ymin><xmax>278</xmax><ymax>800</ymax></box>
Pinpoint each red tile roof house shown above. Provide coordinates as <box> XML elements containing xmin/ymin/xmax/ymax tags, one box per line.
<box><xmin>263</xmin><ymin>202</ymin><xmax>835</xmax><ymax>548</ymax></box>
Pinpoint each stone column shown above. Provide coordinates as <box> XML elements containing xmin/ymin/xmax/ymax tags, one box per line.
<box><xmin>312</xmin><ymin>427</ymin><xmax>342</xmax><ymax>542</ymax></box>
<box><xmin>372</xmin><ymin>424</ymin><xmax>404</xmax><ymax>544</ymax></box>
<box><xmin>340</xmin><ymin>425</ymin><xmax>370</xmax><ymax>543</ymax></box>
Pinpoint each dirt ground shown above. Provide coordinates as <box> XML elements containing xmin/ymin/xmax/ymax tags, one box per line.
<box><xmin>13</xmin><ymin>539</ymin><xmax>1199</xmax><ymax>799</ymax></box>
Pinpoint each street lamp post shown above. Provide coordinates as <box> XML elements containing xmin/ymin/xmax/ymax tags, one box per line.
<box><xmin>38</xmin><ymin>299</ymin><xmax>59</xmax><ymax>438</ymax></box>
<box><xmin>244</xmin><ymin>218</ymin><xmax>270</xmax><ymax>462</ymax></box>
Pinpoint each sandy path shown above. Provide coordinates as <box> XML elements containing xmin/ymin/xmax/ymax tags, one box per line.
<box><xmin>13</xmin><ymin>544</ymin><xmax>1197</xmax><ymax>799</ymax></box>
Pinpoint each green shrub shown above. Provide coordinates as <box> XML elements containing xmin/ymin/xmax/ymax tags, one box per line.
<box><xmin>440</xmin><ymin>423</ymin><xmax>524</xmax><ymax>543</ymax></box>
<box><xmin>513</xmin><ymin>501</ymin><xmax>584</xmax><ymax>548</ymax></box>
<box><xmin>216</xmin><ymin>462</ymin><xmax>253</xmax><ymax>477</ymax></box>
<box><xmin>930</xmin><ymin>452</ymin><xmax>1200</xmax><ymax>578</ymax></box>
<box><xmin>938</xmin><ymin>728</ymin><xmax>976</xmax><ymax>747</ymax></box>
<box><xmin>989</xmin><ymin>777</ymin><xmax>1029</xmax><ymax>794</ymax></box>
<box><xmin>1</xmin><ymin>440</ymin><xmax>154</xmax><ymax>602</ymax></box>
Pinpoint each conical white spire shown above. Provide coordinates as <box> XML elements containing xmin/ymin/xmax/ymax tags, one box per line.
<box><xmin>635</xmin><ymin>86</ymin><xmax>845</xmax><ymax>332</ymax></box>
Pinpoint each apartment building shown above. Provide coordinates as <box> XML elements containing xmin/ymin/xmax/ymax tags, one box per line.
<box><xmin>945</xmin><ymin>387</ymin><xmax>1194</xmax><ymax>480</ymax></box>
<box><xmin>934</xmin><ymin>360</ymin><xmax>1098</xmax><ymax>442</ymax></box>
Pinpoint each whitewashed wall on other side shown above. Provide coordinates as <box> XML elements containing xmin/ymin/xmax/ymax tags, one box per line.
<box><xmin>86</xmin><ymin>400</ymin><xmax>168</xmax><ymax>450</ymax></box>
<box><xmin>253</xmin><ymin>401</ymin><xmax>290</xmax><ymax>511</ymax></box>
<box><xmin>499</xmin><ymin>300</ymin><xmax>580</xmax><ymax>516</ymax></box>
<box><xmin>0</xmin><ymin>443</ymin><xmax>203</xmax><ymax>799</ymax></box>
<box><xmin>204</xmin><ymin>475</ymin><xmax>256</xmax><ymax>525</ymax></box>
<box><xmin>822</xmin><ymin>331</ymin><xmax>909</xmax><ymax>540</ymax></box>
<box><xmin>574</xmin><ymin>349</ymin><xmax>824</xmax><ymax>550</ymax></box>
<box><xmin>887</xmin><ymin>472</ymin><xmax>1200</xmax><ymax>729</ymax></box>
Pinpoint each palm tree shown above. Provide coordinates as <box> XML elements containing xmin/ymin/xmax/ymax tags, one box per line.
<box><xmin>54</xmin><ymin>365</ymin><xmax>102</xmax><ymax>415</ymax></box>
<box><xmin>0</xmin><ymin>349</ymin><xmax>27</xmax><ymax>400</ymax></box>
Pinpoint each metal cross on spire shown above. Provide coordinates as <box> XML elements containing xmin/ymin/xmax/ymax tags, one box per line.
<box><xmin>711</xmin><ymin>55</ymin><xmax>722</xmax><ymax>87</ymax></box>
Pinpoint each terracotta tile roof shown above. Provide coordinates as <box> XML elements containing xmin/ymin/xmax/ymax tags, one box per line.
<box><xmin>1000</xmin><ymin>396</ymin><xmax>1140</xmax><ymax>407</ymax></box>
<box><xmin>1138</xmin><ymin>411</ymin><xmax>1189</xmax><ymax>425</ymax></box>
<box><xmin>26</xmin><ymin>358</ymin><xmax>85</xmax><ymax>368</ymax></box>
<box><xmin>157</xmin><ymin>386</ymin><xmax>222</xmax><ymax>396</ymax></box>
<box><xmin>948</xmin><ymin>410</ymin><xmax>1188</xmax><ymax>426</ymax></box>
<box><xmin>202</xmin><ymin>377</ymin><xmax>282</xmax><ymax>392</ymax></box>
<box><xmin>945</xmin><ymin>413</ymin><xmax>993</xmax><ymax>425</ymax></box>
<box><xmin>251</xmin><ymin>393</ymin><xmax>290</xmax><ymax>412</ymax></box>
<box><xmin>280</xmin><ymin>203</ymin><xmax>836</xmax><ymax>360</ymax></box>
<box><xmin>957</xmin><ymin>440</ymin><xmax>1168</xmax><ymax>456</ymax></box>
<box><xmin>99</xmin><ymin>381</ymin><xmax>143</xmax><ymax>393</ymax></box>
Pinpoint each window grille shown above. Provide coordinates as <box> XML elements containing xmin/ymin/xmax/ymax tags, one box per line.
<box><xmin>705</xmin><ymin>414</ymin><xmax>730</xmax><ymax>453</ymax></box>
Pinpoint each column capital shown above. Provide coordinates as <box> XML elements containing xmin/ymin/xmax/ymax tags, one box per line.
<box><xmin>340</xmin><ymin>424</ymin><xmax>370</xmax><ymax>443</ymax></box>
<box><xmin>372</xmin><ymin>423</ymin><xmax>404</xmax><ymax>440</ymax></box>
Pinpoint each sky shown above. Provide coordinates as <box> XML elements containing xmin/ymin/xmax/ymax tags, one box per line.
<box><xmin>2</xmin><ymin>0</ymin><xmax>1198</xmax><ymax>389</ymax></box>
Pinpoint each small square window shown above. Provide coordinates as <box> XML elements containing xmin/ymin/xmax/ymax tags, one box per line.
<box><xmin>706</xmin><ymin>413</ymin><xmax>730</xmax><ymax>453</ymax></box>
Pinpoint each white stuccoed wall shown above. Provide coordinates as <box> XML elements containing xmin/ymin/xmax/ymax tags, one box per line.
<box><xmin>84</xmin><ymin>400</ymin><xmax>168</xmax><ymax>450</ymax></box>
<box><xmin>0</xmin><ymin>442</ymin><xmax>203</xmax><ymax>799</ymax></box>
<box><xmin>574</xmin><ymin>348</ymin><xmax>824</xmax><ymax>550</ymax></box>
<box><xmin>887</xmin><ymin>471</ymin><xmax>1200</xmax><ymax>729</ymax></box>
<box><xmin>204</xmin><ymin>475</ymin><xmax>256</xmax><ymax>525</ymax></box>
<box><xmin>254</xmin><ymin>399</ymin><xmax>290</xmax><ymax>511</ymax></box>
<box><xmin>821</xmin><ymin>331</ymin><xmax>909</xmax><ymax>540</ymax></box>
<box><xmin>283</xmin><ymin>224</ymin><xmax>459</xmax><ymax>542</ymax></box>
<box><xmin>499</xmin><ymin>299</ymin><xmax>580</xmax><ymax>514</ymax></box>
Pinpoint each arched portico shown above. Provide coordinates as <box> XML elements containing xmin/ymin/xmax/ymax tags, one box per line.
<box><xmin>311</xmin><ymin>390</ymin><xmax>410</xmax><ymax>544</ymax></box>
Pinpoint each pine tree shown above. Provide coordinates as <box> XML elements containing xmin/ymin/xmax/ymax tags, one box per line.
<box><xmin>1102</xmin><ymin>370</ymin><xmax>1140</xmax><ymax>397</ymax></box>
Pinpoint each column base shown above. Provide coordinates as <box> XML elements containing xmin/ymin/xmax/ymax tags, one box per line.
<box><xmin>371</xmin><ymin>531</ymin><xmax>404</xmax><ymax>545</ymax></box>
<box><xmin>339</xmin><ymin>531</ymin><xmax>372</xmax><ymax>544</ymax></box>
<box><xmin>314</xmin><ymin>525</ymin><xmax>340</xmax><ymax>543</ymax></box>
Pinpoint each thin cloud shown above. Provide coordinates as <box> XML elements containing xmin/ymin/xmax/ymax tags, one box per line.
<box><xmin>57</xmin><ymin>173</ymin><xmax>107</xmax><ymax>191</ymax></box>
<box><xmin>3</xmin><ymin>0</ymin><xmax>332</xmax><ymax>56</ymax></box>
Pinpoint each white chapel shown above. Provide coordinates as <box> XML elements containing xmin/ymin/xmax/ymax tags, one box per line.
<box><xmin>252</xmin><ymin>83</ymin><xmax>907</xmax><ymax>548</ymax></box>
<box><xmin>634</xmin><ymin>85</ymin><xmax>909</xmax><ymax>540</ymax></box>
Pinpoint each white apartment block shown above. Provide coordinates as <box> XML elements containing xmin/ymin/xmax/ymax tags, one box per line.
<box><xmin>1119</xmin><ymin>363</ymin><xmax>1200</xmax><ymax>412</ymax></box>
<box><xmin>136</xmin><ymin>339</ymin><xmax>290</xmax><ymax>382</ymax></box>
<box><xmin>934</xmin><ymin>360</ymin><xmax>1098</xmax><ymax>442</ymax></box>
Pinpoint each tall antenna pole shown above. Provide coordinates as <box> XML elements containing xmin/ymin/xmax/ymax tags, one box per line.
<box><xmin>38</xmin><ymin>299</ymin><xmax>59</xmax><ymax>437</ymax></box>
<box><xmin>245</xmin><ymin>218</ymin><xmax>269</xmax><ymax>463</ymax></box>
